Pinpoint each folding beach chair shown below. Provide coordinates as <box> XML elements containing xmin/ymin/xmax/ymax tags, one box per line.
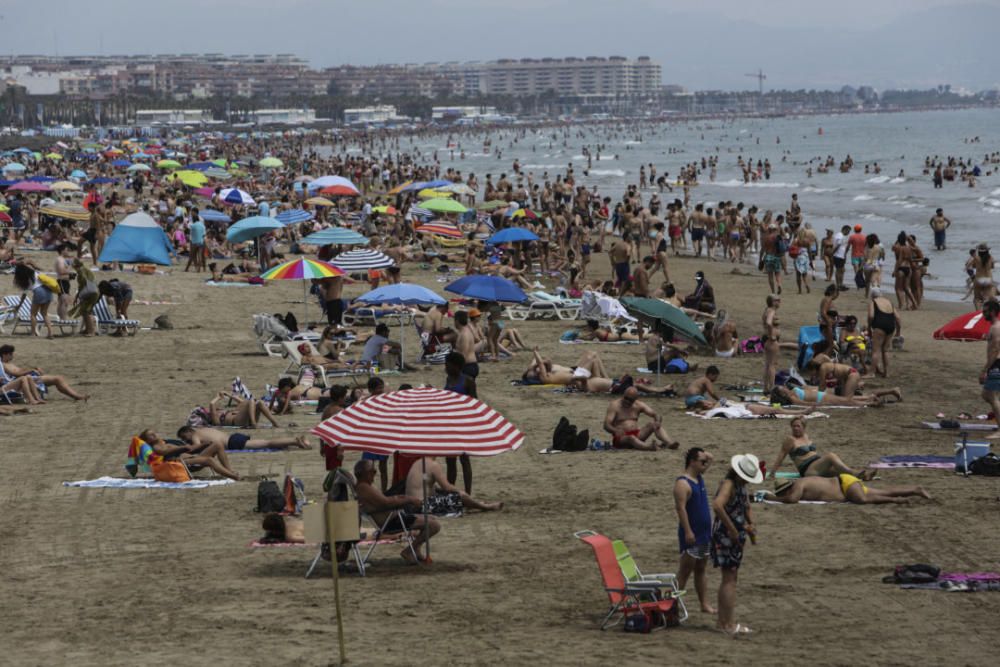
<box><xmin>3</xmin><ymin>294</ymin><xmax>79</xmax><ymax>336</ymax></box>
<box><xmin>92</xmin><ymin>297</ymin><xmax>141</xmax><ymax>336</ymax></box>
<box><xmin>612</xmin><ymin>540</ymin><xmax>688</xmax><ymax>623</ymax></box>
<box><xmin>279</xmin><ymin>341</ymin><xmax>372</xmax><ymax>386</ymax></box>
<box><xmin>574</xmin><ymin>530</ymin><xmax>681</xmax><ymax>630</ymax></box>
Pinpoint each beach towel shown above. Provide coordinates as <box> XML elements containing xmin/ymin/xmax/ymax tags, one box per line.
<box><xmin>920</xmin><ymin>421</ymin><xmax>997</xmax><ymax>431</ymax></box>
<box><xmin>125</xmin><ymin>436</ymin><xmax>161</xmax><ymax>476</ymax></box>
<box><xmin>559</xmin><ymin>338</ymin><xmax>639</xmax><ymax>345</ymax></box>
<box><xmin>685</xmin><ymin>405</ymin><xmax>829</xmax><ymax>420</ymax></box>
<box><xmin>232</xmin><ymin>376</ymin><xmax>253</xmax><ymax>400</ymax></box>
<box><xmin>64</xmin><ymin>476</ymin><xmax>234</xmax><ymax>489</ymax></box>
<box><xmin>868</xmin><ymin>454</ymin><xmax>954</xmax><ymax>470</ymax></box>
<box><xmin>205</xmin><ymin>281</ymin><xmax>262</xmax><ymax>287</ymax></box>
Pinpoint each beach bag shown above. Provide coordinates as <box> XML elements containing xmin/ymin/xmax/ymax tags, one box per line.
<box><xmin>623</xmin><ymin>612</ymin><xmax>653</xmax><ymax>634</ymax></box>
<box><xmin>255</xmin><ymin>479</ymin><xmax>286</xmax><ymax>513</ymax></box>
<box><xmin>151</xmin><ymin>459</ymin><xmax>191</xmax><ymax>483</ymax></box>
<box><xmin>37</xmin><ymin>273</ymin><xmax>61</xmax><ymax>294</ymax></box>
<box><xmin>854</xmin><ymin>270</ymin><xmax>867</xmax><ymax>289</ymax></box>
<box><xmin>883</xmin><ymin>564</ymin><xmax>940</xmax><ymax>584</ymax></box>
<box><xmin>424</xmin><ymin>491</ymin><xmax>464</xmax><ymax>516</ymax></box>
<box><xmin>970</xmin><ymin>453</ymin><xmax>1000</xmax><ymax>477</ymax></box>
<box><xmin>740</xmin><ymin>336</ymin><xmax>764</xmax><ymax>354</ymax></box>
<box><xmin>552</xmin><ymin>417</ymin><xmax>577</xmax><ymax>450</ymax></box>
<box><xmin>283</xmin><ymin>474</ymin><xmax>307</xmax><ymax>515</ymax></box>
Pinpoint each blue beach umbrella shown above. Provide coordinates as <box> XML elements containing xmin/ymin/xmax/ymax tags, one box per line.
<box><xmin>445</xmin><ymin>275</ymin><xmax>527</xmax><ymax>303</ymax></box>
<box><xmin>70</xmin><ymin>169</ymin><xmax>88</xmax><ymax>179</ymax></box>
<box><xmin>2</xmin><ymin>162</ymin><xmax>26</xmax><ymax>172</ymax></box>
<box><xmin>355</xmin><ymin>283</ymin><xmax>445</xmax><ymax>363</ymax></box>
<box><xmin>300</xmin><ymin>228</ymin><xmax>369</xmax><ymax>246</ymax></box>
<box><xmin>199</xmin><ymin>209</ymin><xmax>232</xmax><ymax>224</ymax></box>
<box><xmin>275</xmin><ymin>208</ymin><xmax>313</xmax><ymax>225</ymax></box>
<box><xmin>111</xmin><ymin>159</ymin><xmax>132</xmax><ymax>168</ymax></box>
<box><xmin>225</xmin><ymin>215</ymin><xmax>283</xmax><ymax>244</ymax></box>
<box><xmin>487</xmin><ymin>227</ymin><xmax>539</xmax><ymax>244</ymax></box>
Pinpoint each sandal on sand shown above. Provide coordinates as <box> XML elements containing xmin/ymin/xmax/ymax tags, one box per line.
<box><xmin>721</xmin><ymin>623</ymin><xmax>753</xmax><ymax>638</ymax></box>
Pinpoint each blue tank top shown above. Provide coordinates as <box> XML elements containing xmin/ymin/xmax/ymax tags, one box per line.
<box><xmin>677</xmin><ymin>475</ymin><xmax>711</xmax><ymax>551</ymax></box>
<box><xmin>444</xmin><ymin>374</ymin><xmax>469</xmax><ymax>396</ymax></box>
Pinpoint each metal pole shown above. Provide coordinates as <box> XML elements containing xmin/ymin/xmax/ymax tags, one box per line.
<box><xmin>324</xmin><ymin>502</ymin><xmax>347</xmax><ymax>664</ymax></box>
<box><xmin>422</xmin><ymin>456</ymin><xmax>430</xmax><ymax>559</ymax></box>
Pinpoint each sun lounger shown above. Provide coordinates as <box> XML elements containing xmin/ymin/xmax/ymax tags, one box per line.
<box><xmin>253</xmin><ymin>313</ymin><xmax>320</xmax><ymax>357</ymax></box>
<box><xmin>505</xmin><ymin>291</ymin><xmax>580</xmax><ymax>321</ymax></box>
<box><xmin>342</xmin><ymin>306</ymin><xmax>414</xmax><ymax>327</ymax></box>
<box><xmin>279</xmin><ymin>341</ymin><xmax>371</xmax><ymax>386</ymax></box>
<box><xmin>92</xmin><ymin>297</ymin><xmax>141</xmax><ymax>335</ymax></box>
<box><xmin>2</xmin><ymin>294</ymin><xmax>79</xmax><ymax>335</ymax></box>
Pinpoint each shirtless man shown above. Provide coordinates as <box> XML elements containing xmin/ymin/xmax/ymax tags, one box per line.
<box><xmin>929</xmin><ymin>209</ymin><xmax>951</xmax><ymax>251</ymax></box>
<box><xmin>319</xmin><ymin>275</ymin><xmax>345</xmax><ymax>325</ymax></box>
<box><xmin>527</xmin><ymin>347</ymin><xmax>609</xmax><ymax>385</ymax></box>
<box><xmin>632</xmin><ymin>256</ymin><xmax>653</xmax><ymax>297</ymax></box>
<box><xmin>603</xmin><ymin>386</ymin><xmax>679</xmax><ymax>450</ymax></box>
<box><xmin>176</xmin><ymin>425</ymin><xmax>310</xmax><ymax>451</ymax></box>
<box><xmin>208</xmin><ymin>392</ymin><xmax>280</xmax><ymax>428</ymax></box>
<box><xmin>355</xmin><ymin>459</ymin><xmax>440</xmax><ymax>564</ymax></box>
<box><xmin>609</xmin><ymin>238</ymin><xmax>631</xmax><ymax>287</ymax></box>
<box><xmin>684</xmin><ymin>366</ymin><xmax>721</xmax><ymax>411</ymax></box>
<box><xmin>424</xmin><ymin>302</ymin><xmax>457</xmax><ymax>344</ymax></box>
<box><xmin>767</xmin><ymin>475</ymin><xmax>930</xmax><ymax>505</ymax></box>
<box><xmin>687</xmin><ymin>204</ymin><xmax>707</xmax><ymax>257</ymax></box>
<box><xmin>404</xmin><ymin>456</ymin><xmax>503</xmax><ymax>512</ymax></box>
<box><xmin>979</xmin><ymin>299</ymin><xmax>1000</xmax><ymax>438</ymax></box>
<box><xmin>453</xmin><ymin>310</ymin><xmax>479</xmax><ymax>378</ymax></box>
<box><xmin>139</xmin><ymin>428</ymin><xmax>241</xmax><ymax>481</ymax></box>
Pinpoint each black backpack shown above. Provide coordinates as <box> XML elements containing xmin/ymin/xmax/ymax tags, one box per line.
<box><xmin>255</xmin><ymin>478</ymin><xmax>286</xmax><ymax>513</ymax></box>
<box><xmin>970</xmin><ymin>453</ymin><xmax>1000</xmax><ymax>476</ymax></box>
<box><xmin>882</xmin><ymin>563</ymin><xmax>940</xmax><ymax>584</ymax></box>
<box><xmin>552</xmin><ymin>417</ymin><xmax>590</xmax><ymax>452</ymax></box>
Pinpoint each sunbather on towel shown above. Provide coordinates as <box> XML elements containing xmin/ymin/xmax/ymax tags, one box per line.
<box><xmin>684</xmin><ymin>366</ymin><xmax>722</xmax><ymax>410</ymax></box>
<box><xmin>604</xmin><ymin>386</ymin><xmax>679</xmax><ymax>450</ymax></box>
<box><xmin>645</xmin><ymin>331</ymin><xmax>694</xmax><ymax>373</ymax></box>
<box><xmin>694</xmin><ymin>403</ymin><xmax>813</xmax><ymax>418</ymax></box>
<box><xmin>766</xmin><ymin>475</ymin><xmax>931</xmax><ymax>504</ymax></box>
<box><xmin>260</xmin><ymin>513</ymin><xmax>306</xmax><ymax>543</ymax></box>
<box><xmin>355</xmin><ymin>459</ymin><xmax>440</xmax><ymax>564</ymax></box>
<box><xmin>297</xmin><ymin>342</ymin><xmax>349</xmax><ymax>370</ymax></box>
<box><xmin>770</xmin><ymin>384</ymin><xmax>901</xmax><ymax>408</ymax></box>
<box><xmin>0</xmin><ymin>344</ymin><xmax>89</xmax><ymax>401</ymax></box>
<box><xmin>768</xmin><ymin>417</ymin><xmax>873</xmax><ymax>479</ymax></box>
<box><xmin>525</xmin><ymin>347</ymin><xmax>610</xmax><ymax>385</ymax></box>
<box><xmin>578</xmin><ymin>319</ymin><xmax>641</xmax><ymax>343</ymax></box>
<box><xmin>270</xmin><ymin>376</ymin><xmax>326</xmax><ymax>414</ymax></box>
<box><xmin>208</xmin><ymin>392</ymin><xmax>280</xmax><ymax>428</ymax></box>
<box><xmin>176</xmin><ymin>425</ymin><xmax>311</xmax><ymax>451</ymax></box>
<box><xmin>139</xmin><ymin>428</ymin><xmax>240</xmax><ymax>481</ymax></box>
<box><xmin>208</xmin><ymin>262</ymin><xmax>258</xmax><ymax>283</ymax></box>
<box><xmin>572</xmin><ymin>374</ymin><xmax>675</xmax><ymax>396</ymax></box>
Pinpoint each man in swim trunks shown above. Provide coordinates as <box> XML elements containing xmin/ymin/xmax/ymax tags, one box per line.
<box><xmin>176</xmin><ymin>425</ymin><xmax>311</xmax><ymax>451</ymax></box>
<box><xmin>603</xmin><ymin>386</ymin><xmax>679</xmax><ymax>450</ymax></box>
<box><xmin>139</xmin><ymin>428</ymin><xmax>241</xmax><ymax>481</ymax></box>
<box><xmin>684</xmin><ymin>366</ymin><xmax>721</xmax><ymax>411</ymax></box>
<box><xmin>928</xmin><ymin>209</ymin><xmax>951</xmax><ymax>250</ymax></box>
<box><xmin>354</xmin><ymin>459</ymin><xmax>440</xmax><ymax>564</ymax></box>
<box><xmin>609</xmin><ymin>238</ymin><xmax>631</xmax><ymax>287</ymax></box>
<box><xmin>767</xmin><ymin>475</ymin><xmax>930</xmax><ymax>504</ymax></box>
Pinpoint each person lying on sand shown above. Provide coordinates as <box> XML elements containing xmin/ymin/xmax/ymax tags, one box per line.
<box><xmin>296</xmin><ymin>342</ymin><xmax>349</xmax><ymax>370</ymax></box>
<box><xmin>176</xmin><ymin>425</ymin><xmax>310</xmax><ymax>451</ymax></box>
<box><xmin>578</xmin><ymin>319</ymin><xmax>641</xmax><ymax>343</ymax></box>
<box><xmin>207</xmin><ymin>262</ymin><xmax>259</xmax><ymax>283</ymax></box>
<box><xmin>355</xmin><ymin>459</ymin><xmax>440</xmax><ymax>564</ymax></box>
<box><xmin>765</xmin><ymin>475</ymin><xmax>931</xmax><ymax>504</ymax></box>
<box><xmin>208</xmin><ymin>392</ymin><xmax>280</xmax><ymax>428</ymax></box>
<box><xmin>0</xmin><ymin>405</ymin><xmax>31</xmax><ymax>416</ymax></box>
<box><xmin>770</xmin><ymin>384</ymin><xmax>901</xmax><ymax>408</ymax></box>
<box><xmin>693</xmin><ymin>403</ymin><xmax>813</xmax><ymax>418</ymax></box>
<box><xmin>270</xmin><ymin>376</ymin><xmax>327</xmax><ymax>414</ymax></box>
<box><xmin>0</xmin><ymin>344</ymin><xmax>89</xmax><ymax>401</ymax></box>
<box><xmin>571</xmin><ymin>372</ymin><xmax>675</xmax><ymax>396</ymax></box>
<box><xmin>603</xmin><ymin>386</ymin><xmax>679</xmax><ymax>450</ymax></box>
<box><xmin>524</xmin><ymin>348</ymin><xmax>610</xmax><ymax>385</ymax></box>
<box><xmin>139</xmin><ymin>428</ymin><xmax>240</xmax><ymax>481</ymax></box>
<box><xmin>768</xmin><ymin>416</ymin><xmax>874</xmax><ymax>480</ymax></box>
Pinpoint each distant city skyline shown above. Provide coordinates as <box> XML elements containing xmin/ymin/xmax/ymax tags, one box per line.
<box><xmin>1</xmin><ymin>1</ymin><xmax>997</xmax><ymax>90</ymax></box>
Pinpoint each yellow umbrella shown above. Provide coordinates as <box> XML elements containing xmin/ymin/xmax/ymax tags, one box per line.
<box><xmin>170</xmin><ymin>170</ymin><xmax>208</xmax><ymax>187</ymax></box>
<box><xmin>305</xmin><ymin>196</ymin><xmax>335</xmax><ymax>207</ymax></box>
<box><xmin>387</xmin><ymin>180</ymin><xmax>413</xmax><ymax>195</ymax></box>
<box><xmin>418</xmin><ymin>188</ymin><xmax>452</xmax><ymax>199</ymax></box>
<box><xmin>45</xmin><ymin>152</ymin><xmax>63</xmax><ymax>160</ymax></box>
<box><xmin>51</xmin><ymin>180</ymin><xmax>81</xmax><ymax>191</ymax></box>
<box><xmin>0</xmin><ymin>203</ymin><xmax>9</xmax><ymax>212</ymax></box>
<box><xmin>40</xmin><ymin>202</ymin><xmax>90</xmax><ymax>222</ymax></box>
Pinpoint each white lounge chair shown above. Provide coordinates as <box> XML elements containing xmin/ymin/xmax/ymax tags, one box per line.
<box><xmin>505</xmin><ymin>291</ymin><xmax>581</xmax><ymax>321</ymax></box>
<box><xmin>92</xmin><ymin>297</ymin><xmax>141</xmax><ymax>336</ymax></box>
<box><xmin>2</xmin><ymin>294</ymin><xmax>79</xmax><ymax>336</ymax></box>
<box><xmin>253</xmin><ymin>313</ymin><xmax>319</xmax><ymax>357</ymax></box>
<box><xmin>279</xmin><ymin>341</ymin><xmax>372</xmax><ymax>386</ymax></box>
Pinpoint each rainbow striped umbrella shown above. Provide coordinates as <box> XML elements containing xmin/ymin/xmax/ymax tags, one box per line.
<box><xmin>261</xmin><ymin>258</ymin><xmax>346</xmax><ymax>320</ymax></box>
<box><xmin>416</xmin><ymin>220</ymin><xmax>463</xmax><ymax>238</ymax></box>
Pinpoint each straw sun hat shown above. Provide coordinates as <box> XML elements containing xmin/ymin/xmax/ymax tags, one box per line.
<box><xmin>730</xmin><ymin>453</ymin><xmax>764</xmax><ymax>484</ymax></box>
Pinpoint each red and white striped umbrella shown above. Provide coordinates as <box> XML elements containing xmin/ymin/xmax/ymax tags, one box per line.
<box><xmin>311</xmin><ymin>387</ymin><xmax>524</xmax><ymax>457</ymax></box>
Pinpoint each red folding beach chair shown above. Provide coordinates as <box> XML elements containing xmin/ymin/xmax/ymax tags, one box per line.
<box><xmin>575</xmin><ymin>529</ymin><xmax>680</xmax><ymax>631</ymax></box>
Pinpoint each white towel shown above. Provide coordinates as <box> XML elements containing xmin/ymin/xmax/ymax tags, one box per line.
<box><xmin>63</xmin><ymin>476</ymin><xmax>235</xmax><ymax>489</ymax></box>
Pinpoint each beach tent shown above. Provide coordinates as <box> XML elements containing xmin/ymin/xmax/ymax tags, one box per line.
<box><xmin>99</xmin><ymin>212</ymin><xmax>175</xmax><ymax>265</ymax></box>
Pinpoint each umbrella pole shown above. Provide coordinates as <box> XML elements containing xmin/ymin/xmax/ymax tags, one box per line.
<box><xmin>422</xmin><ymin>457</ymin><xmax>430</xmax><ymax>560</ymax></box>
<box><xmin>324</xmin><ymin>502</ymin><xmax>348</xmax><ymax>665</ymax></box>
<box><xmin>303</xmin><ymin>281</ymin><xmax>309</xmax><ymax>327</ymax></box>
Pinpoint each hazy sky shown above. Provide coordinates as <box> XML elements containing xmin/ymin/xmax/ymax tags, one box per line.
<box><xmin>2</xmin><ymin>1</ymin><xmax>997</xmax><ymax>90</ymax></box>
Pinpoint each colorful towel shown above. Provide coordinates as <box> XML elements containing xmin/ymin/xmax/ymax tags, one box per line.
<box><xmin>869</xmin><ymin>455</ymin><xmax>954</xmax><ymax>469</ymax></box>
<box><xmin>559</xmin><ymin>339</ymin><xmax>639</xmax><ymax>345</ymax></box>
<box><xmin>65</xmin><ymin>476</ymin><xmax>234</xmax><ymax>489</ymax></box>
<box><xmin>205</xmin><ymin>281</ymin><xmax>262</xmax><ymax>287</ymax></box>
<box><xmin>940</xmin><ymin>572</ymin><xmax>1000</xmax><ymax>582</ymax></box>
<box><xmin>125</xmin><ymin>436</ymin><xmax>161</xmax><ymax>477</ymax></box>
<box><xmin>686</xmin><ymin>407</ymin><xmax>829</xmax><ymax>420</ymax></box>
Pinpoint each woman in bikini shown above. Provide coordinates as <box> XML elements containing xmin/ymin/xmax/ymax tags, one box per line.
<box><xmin>762</xmin><ymin>294</ymin><xmax>781</xmax><ymax>392</ymax></box>
<box><xmin>579</xmin><ymin>319</ymin><xmax>640</xmax><ymax>343</ymax></box>
<box><xmin>867</xmin><ymin>288</ymin><xmax>901</xmax><ymax>378</ymax></box>
<box><xmin>769</xmin><ymin>417</ymin><xmax>875</xmax><ymax>480</ymax></box>
<box><xmin>770</xmin><ymin>383</ymin><xmax>901</xmax><ymax>408</ymax></box>
<box><xmin>817</xmin><ymin>284</ymin><xmax>839</xmax><ymax>355</ymax></box>
<box><xmin>891</xmin><ymin>232</ymin><xmax>917</xmax><ymax>310</ymax></box>
<box><xmin>651</xmin><ymin>222</ymin><xmax>671</xmax><ymax>281</ymax></box>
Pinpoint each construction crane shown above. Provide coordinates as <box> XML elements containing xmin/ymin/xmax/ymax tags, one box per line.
<box><xmin>745</xmin><ymin>69</ymin><xmax>766</xmax><ymax>95</ymax></box>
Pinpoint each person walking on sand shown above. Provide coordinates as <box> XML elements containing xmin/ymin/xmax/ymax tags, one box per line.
<box><xmin>674</xmin><ymin>447</ymin><xmax>716</xmax><ymax>614</ymax></box>
<box><xmin>711</xmin><ymin>453</ymin><xmax>761</xmax><ymax>637</ymax></box>
<box><xmin>979</xmin><ymin>299</ymin><xmax>1000</xmax><ymax>438</ymax></box>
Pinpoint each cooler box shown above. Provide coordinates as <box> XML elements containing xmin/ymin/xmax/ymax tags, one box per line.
<box><xmin>955</xmin><ymin>441</ymin><xmax>990</xmax><ymax>473</ymax></box>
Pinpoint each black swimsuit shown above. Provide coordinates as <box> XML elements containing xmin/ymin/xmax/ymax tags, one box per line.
<box><xmin>872</xmin><ymin>302</ymin><xmax>895</xmax><ymax>335</ymax></box>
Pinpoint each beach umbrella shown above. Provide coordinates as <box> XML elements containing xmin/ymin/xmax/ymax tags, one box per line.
<box><xmin>933</xmin><ymin>311</ymin><xmax>990</xmax><ymax>341</ymax></box>
<box><xmin>157</xmin><ymin>159</ymin><xmax>181</xmax><ymax>170</ymax></box>
<box><xmin>127</xmin><ymin>163</ymin><xmax>151</xmax><ymax>172</ymax></box>
<box><xmin>8</xmin><ymin>181</ymin><xmax>50</xmax><ymax>192</ymax></box>
<box><xmin>331</xmin><ymin>248</ymin><xmax>394</xmax><ymax>272</ymax></box>
<box><xmin>477</xmin><ymin>199</ymin><xmax>510</xmax><ymax>211</ymax></box>
<box><xmin>261</xmin><ymin>257</ymin><xmax>346</xmax><ymax>321</ymax></box>
<box><xmin>203</xmin><ymin>167</ymin><xmax>232</xmax><ymax>179</ymax></box>
<box><xmin>421</xmin><ymin>179</ymin><xmax>453</xmax><ymax>189</ymax></box>
<box><xmin>110</xmin><ymin>159</ymin><xmax>132</xmax><ymax>168</ymax></box>
<box><xmin>2</xmin><ymin>163</ymin><xmax>26</xmax><ymax>173</ymax></box>
<box><xmin>445</xmin><ymin>275</ymin><xmax>527</xmax><ymax>303</ymax></box>
<box><xmin>50</xmin><ymin>180</ymin><xmax>81</xmax><ymax>192</ymax></box>
<box><xmin>509</xmin><ymin>208</ymin><xmax>539</xmax><ymax>220</ymax></box>
<box><xmin>70</xmin><ymin>169</ymin><xmax>88</xmax><ymax>179</ymax></box>
<box><xmin>275</xmin><ymin>208</ymin><xmax>313</xmax><ymax>225</ymax></box>
<box><xmin>199</xmin><ymin>209</ymin><xmax>232</xmax><ymax>224</ymax></box>
<box><xmin>355</xmin><ymin>283</ymin><xmax>445</xmax><ymax>364</ymax></box>
<box><xmin>487</xmin><ymin>227</ymin><xmax>539</xmax><ymax>244</ymax></box>
<box><xmin>416</xmin><ymin>221</ymin><xmax>463</xmax><ymax>238</ymax></box>
<box><xmin>417</xmin><ymin>188</ymin><xmax>453</xmax><ymax>199</ymax></box>
<box><xmin>372</xmin><ymin>205</ymin><xmax>397</xmax><ymax>215</ymax></box>
<box><xmin>620</xmin><ymin>296</ymin><xmax>706</xmax><ymax>345</ymax></box>
<box><xmin>219</xmin><ymin>187</ymin><xmax>255</xmax><ymax>206</ymax></box>
<box><xmin>259</xmin><ymin>157</ymin><xmax>284</xmax><ymax>168</ymax></box>
<box><xmin>387</xmin><ymin>180</ymin><xmax>413</xmax><ymax>195</ymax></box>
<box><xmin>12</xmin><ymin>148</ymin><xmax>31</xmax><ymax>154</ymax></box>
<box><xmin>439</xmin><ymin>183</ymin><xmax>475</xmax><ymax>196</ymax></box>
<box><xmin>225</xmin><ymin>215</ymin><xmax>283</xmax><ymax>244</ymax></box>
<box><xmin>0</xmin><ymin>203</ymin><xmax>8</xmax><ymax>212</ymax></box>
<box><xmin>45</xmin><ymin>152</ymin><xmax>63</xmax><ymax>160</ymax></box>
<box><xmin>169</xmin><ymin>170</ymin><xmax>208</xmax><ymax>188</ymax></box>
<box><xmin>308</xmin><ymin>175</ymin><xmax>359</xmax><ymax>194</ymax></box>
<box><xmin>186</xmin><ymin>161</ymin><xmax>215</xmax><ymax>171</ymax></box>
<box><xmin>422</xmin><ymin>197</ymin><xmax>467</xmax><ymax>214</ymax></box>
<box><xmin>320</xmin><ymin>185</ymin><xmax>362</xmax><ymax>197</ymax></box>
<box><xmin>300</xmin><ymin>228</ymin><xmax>369</xmax><ymax>246</ymax></box>
<box><xmin>305</xmin><ymin>196</ymin><xmax>335</xmax><ymax>207</ymax></box>
<box><xmin>86</xmin><ymin>177</ymin><xmax>118</xmax><ymax>185</ymax></box>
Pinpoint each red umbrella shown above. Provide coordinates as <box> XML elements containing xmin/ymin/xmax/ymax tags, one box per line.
<box><xmin>0</xmin><ymin>212</ymin><xmax>11</xmax><ymax>223</ymax></box>
<box><xmin>312</xmin><ymin>387</ymin><xmax>523</xmax><ymax>456</ymax></box>
<box><xmin>933</xmin><ymin>310</ymin><xmax>990</xmax><ymax>341</ymax></box>
<box><xmin>319</xmin><ymin>185</ymin><xmax>360</xmax><ymax>197</ymax></box>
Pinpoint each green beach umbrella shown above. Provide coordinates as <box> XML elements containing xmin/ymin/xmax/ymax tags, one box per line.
<box><xmin>619</xmin><ymin>297</ymin><xmax>706</xmax><ymax>345</ymax></box>
<box><xmin>422</xmin><ymin>197</ymin><xmax>468</xmax><ymax>214</ymax></box>
<box><xmin>157</xmin><ymin>159</ymin><xmax>182</xmax><ymax>170</ymax></box>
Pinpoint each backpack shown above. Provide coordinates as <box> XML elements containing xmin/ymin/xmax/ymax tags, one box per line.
<box><xmin>854</xmin><ymin>270</ymin><xmax>867</xmax><ymax>289</ymax></box>
<box><xmin>970</xmin><ymin>452</ymin><xmax>1000</xmax><ymax>476</ymax></box>
<box><xmin>552</xmin><ymin>417</ymin><xmax>590</xmax><ymax>452</ymax></box>
<box><xmin>255</xmin><ymin>478</ymin><xmax>286</xmax><ymax>514</ymax></box>
<box><xmin>882</xmin><ymin>563</ymin><xmax>940</xmax><ymax>584</ymax></box>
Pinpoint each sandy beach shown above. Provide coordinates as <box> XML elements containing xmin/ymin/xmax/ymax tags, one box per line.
<box><xmin>5</xmin><ymin>248</ymin><xmax>999</xmax><ymax>666</ymax></box>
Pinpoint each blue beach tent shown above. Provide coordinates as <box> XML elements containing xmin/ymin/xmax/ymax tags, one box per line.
<box><xmin>99</xmin><ymin>212</ymin><xmax>175</xmax><ymax>265</ymax></box>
